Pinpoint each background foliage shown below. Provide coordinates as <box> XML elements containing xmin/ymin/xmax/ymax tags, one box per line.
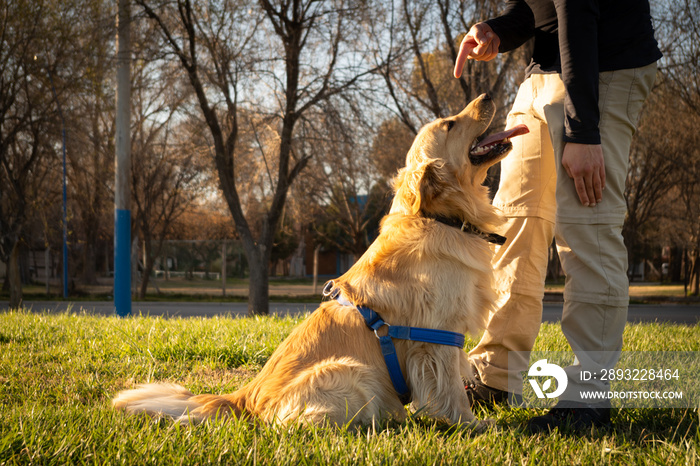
<box><xmin>1</xmin><ymin>0</ymin><xmax>700</xmax><ymax>311</ymax></box>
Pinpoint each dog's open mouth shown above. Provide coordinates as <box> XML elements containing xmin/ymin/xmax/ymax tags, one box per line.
<box><xmin>469</xmin><ymin>124</ymin><xmax>529</xmax><ymax>165</ymax></box>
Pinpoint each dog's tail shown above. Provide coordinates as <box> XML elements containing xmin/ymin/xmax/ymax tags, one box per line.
<box><xmin>112</xmin><ymin>383</ymin><xmax>245</xmax><ymax>424</ymax></box>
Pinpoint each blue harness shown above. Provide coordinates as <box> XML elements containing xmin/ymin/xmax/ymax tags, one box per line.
<box><xmin>323</xmin><ymin>281</ymin><xmax>466</xmax><ymax>405</ymax></box>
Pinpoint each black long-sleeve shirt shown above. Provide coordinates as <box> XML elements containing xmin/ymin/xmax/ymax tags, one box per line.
<box><xmin>485</xmin><ymin>0</ymin><xmax>662</xmax><ymax>145</ymax></box>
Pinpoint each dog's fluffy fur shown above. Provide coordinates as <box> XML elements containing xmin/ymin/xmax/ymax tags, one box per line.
<box><xmin>113</xmin><ymin>94</ymin><xmax>518</xmax><ymax>430</ymax></box>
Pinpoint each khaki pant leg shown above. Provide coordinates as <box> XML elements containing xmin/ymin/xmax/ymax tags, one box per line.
<box><xmin>556</xmin><ymin>222</ymin><xmax>630</xmax><ymax>398</ymax></box>
<box><xmin>560</xmin><ymin>302</ymin><xmax>628</xmax><ymax>400</ymax></box>
<box><xmin>469</xmin><ymin>75</ymin><xmax>559</xmax><ymax>392</ymax></box>
<box><xmin>554</xmin><ymin>64</ymin><xmax>658</xmax><ymax>397</ymax></box>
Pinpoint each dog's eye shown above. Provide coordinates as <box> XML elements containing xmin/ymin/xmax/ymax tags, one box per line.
<box><xmin>446</xmin><ymin>120</ymin><xmax>455</xmax><ymax>131</ymax></box>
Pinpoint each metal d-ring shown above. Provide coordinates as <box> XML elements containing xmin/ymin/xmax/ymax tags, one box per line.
<box><xmin>374</xmin><ymin>322</ymin><xmax>390</xmax><ymax>339</ymax></box>
<box><xmin>322</xmin><ymin>280</ymin><xmax>339</xmax><ymax>299</ymax></box>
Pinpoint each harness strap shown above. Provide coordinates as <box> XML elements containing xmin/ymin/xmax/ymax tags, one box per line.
<box><xmin>355</xmin><ymin>304</ymin><xmax>465</xmax><ymax>348</ymax></box>
<box><xmin>388</xmin><ymin>326</ymin><xmax>465</xmax><ymax>347</ymax></box>
<box><xmin>324</xmin><ymin>282</ymin><xmax>465</xmax><ymax>405</ymax></box>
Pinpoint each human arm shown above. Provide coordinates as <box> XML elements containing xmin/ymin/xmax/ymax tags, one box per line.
<box><xmin>555</xmin><ymin>0</ymin><xmax>604</xmax><ymax>206</ymax></box>
<box><xmin>555</xmin><ymin>0</ymin><xmax>601</xmax><ymax>145</ymax></box>
<box><xmin>453</xmin><ymin>0</ymin><xmax>535</xmax><ymax>78</ymax></box>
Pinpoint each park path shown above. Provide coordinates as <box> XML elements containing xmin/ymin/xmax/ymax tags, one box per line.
<box><xmin>1</xmin><ymin>299</ymin><xmax>699</xmax><ymax>325</ymax></box>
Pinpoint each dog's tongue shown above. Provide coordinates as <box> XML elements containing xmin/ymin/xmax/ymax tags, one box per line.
<box><xmin>478</xmin><ymin>124</ymin><xmax>529</xmax><ymax>147</ymax></box>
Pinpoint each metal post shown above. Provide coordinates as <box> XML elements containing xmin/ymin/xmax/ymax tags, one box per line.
<box><xmin>114</xmin><ymin>0</ymin><xmax>132</xmax><ymax>317</ymax></box>
<box><xmin>46</xmin><ymin>71</ymin><xmax>69</xmax><ymax>299</ymax></box>
<box><xmin>61</xmin><ymin>120</ymin><xmax>68</xmax><ymax>298</ymax></box>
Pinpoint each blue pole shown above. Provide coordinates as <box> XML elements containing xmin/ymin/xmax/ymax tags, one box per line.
<box><xmin>114</xmin><ymin>0</ymin><xmax>132</xmax><ymax>317</ymax></box>
<box><xmin>114</xmin><ymin>209</ymin><xmax>131</xmax><ymax>316</ymax></box>
<box><xmin>61</xmin><ymin>125</ymin><xmax>68</xmax><ymax>298</ymax></box>
<box><xmin>47</xmin><ymin>70</ymin><xmax>69</xmax><ymax>299</ymax></box>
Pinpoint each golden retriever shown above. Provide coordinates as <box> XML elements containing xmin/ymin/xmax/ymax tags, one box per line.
<box><xmin>113</xmin><ymin>94</ymin><xmax>528</xmax><ymax>430</ymax></box>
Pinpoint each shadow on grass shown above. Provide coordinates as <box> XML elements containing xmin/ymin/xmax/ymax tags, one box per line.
<box><xmin>474</xmin><ymin>403</ymin><xmax>698</xmax><ymax>443</ymax></box>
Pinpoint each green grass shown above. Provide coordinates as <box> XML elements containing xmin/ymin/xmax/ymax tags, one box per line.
<box><xmin>1</xmin><ymin>310</ymin><xmax>698</xmax><ymax>465</ymax></box>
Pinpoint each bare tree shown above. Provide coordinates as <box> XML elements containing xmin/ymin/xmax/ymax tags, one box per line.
<box><xmin>0</xmin><ymin>0</ymin><xmax>76</xmax><ymax>306</ymax></box>
<box><xmin>65</xmin><ymin>1</ymin><xmax>116</xmax><ymax>286</ymax></box>
<box><xmin>365</xmin><ymin>0</ymin><xmax>529</xmax><ymax>186</ymax></box>
<box><xmin>300</xmin><ymin>97</ymin><xmax>392</xmax><ymax>261</ymax></box>
<box><xmin>624</xmin><ymin>83</ymin><xmax>686</xmax><ymax>281</ymax></box>
<box><xmin>644</xmin><ymin>0</ymin><xmax>700</xmax><ymax>293</ymax></box>
<box><xmin>135</xmin><ymin>0</ymin><xmax>262</xmax><ymax>311</ymax></box>
<box><xmin>663</xmin><ymin>0</ymin><xmax>700</xmax><ymax>295</ymax></box>
<box><xmin>368</xmin><ymin>0</ymin><xmax>525</xmax><ymax>124</ymax></box>
<box><xmin>130</xmin><ymin>56</ymin><xmax>205</xmax><ymax>298</ymax></box>
<box><xmin>137</xmin><ymin>0</ymin><xmax>377</xmax><ymax>314</ymax></box>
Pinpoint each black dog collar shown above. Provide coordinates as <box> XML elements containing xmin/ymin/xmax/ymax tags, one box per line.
<box><xmin>429</xmin><ymin>215</ymin><xmax>507</xmax><ymax>246</ymax></box>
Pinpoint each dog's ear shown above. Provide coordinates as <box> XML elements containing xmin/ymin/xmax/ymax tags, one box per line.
<box><xmin>416</xmin><ymin>161</ymin><xmax>443</xmax><ymax>214</ymax></box>
<box><xmin>392</xmin><ymin>160</ymin><xmax>445</xmax><ymax>215</ymax></box>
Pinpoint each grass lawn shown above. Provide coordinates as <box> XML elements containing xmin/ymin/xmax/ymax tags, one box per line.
<box><xmin>1</xmin><ymin>310</ymin><xmax>698</xmax><ymax>465</ymax></box>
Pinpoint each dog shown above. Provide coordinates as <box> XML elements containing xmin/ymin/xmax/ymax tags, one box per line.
<box><xmin>112</xmin><ymin>94</ymin><xmax>528</xmax><ymax>430</ymax></box>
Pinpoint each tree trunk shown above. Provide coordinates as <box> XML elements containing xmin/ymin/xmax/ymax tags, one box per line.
<box><xmin>625</xmin><ymin>231</ymin><xmax>638</xmax><ymax>283</ymax></box>
<box><xmin>670</xmin><ymin>247</ymin><xmax>683</xmax><ymax>282</ymax></box>
<box><xmin>247</xmin><ymin>245</ymin><xmax>270</xmax><ymax>316</ymax></box>
<box><xmin>139</xmin><ymin>236</ymin><xmax>154</xmax><ymax>299</ymax></box>
<box><xmin>8</xmin><ymin>241</ymin><xmax>22</xmax><ymax>309</ymax></box>
<box><xmin>693</xmin><ymin>248</ymin><xmax>699</xmax><ymax>297</ymax></box>
<box><xmin>45</xmin><ymin>247</ymin><xmax>50</xmax><ymax>295</ymax></box>
<box><xmin>684</xmin><ymin>248</ymin><xmax>689</xmax><ymax>297</ymax></box>
<box><xmin>131</xmin><ymin>235</ymin><xmax>139</xmax><ymax>297</ymax></box>
<box><xmin>82</xmin><ymin>241</ymin><xmax>99</xmax><ymax>285</ymax></box>
<box><xmin>222</xmin><ymin>241</ymin><xmax>227</xmax><ymax>297</ymax></box>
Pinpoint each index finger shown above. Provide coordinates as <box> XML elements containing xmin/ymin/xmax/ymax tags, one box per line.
<box><xmin>454</xmin><ymin>37</ymin><xmax>477</xmax><ymax>78</ymax></box>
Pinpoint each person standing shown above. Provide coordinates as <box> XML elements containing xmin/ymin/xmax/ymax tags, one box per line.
<box><xmin>453</xmin><ymin>0</ymin><xmax>661</xmax><ymax>432</ymax></box>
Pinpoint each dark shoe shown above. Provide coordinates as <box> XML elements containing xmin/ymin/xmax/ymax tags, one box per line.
<box><xmin>465</xmin><ymin>366</ymin><xmax>519</xmax><ymax>408</ymax></box>
<box><xmin>525</xmin><ymin>400</ymin><xmax>611</xmax><ymax>434</ymax></box>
